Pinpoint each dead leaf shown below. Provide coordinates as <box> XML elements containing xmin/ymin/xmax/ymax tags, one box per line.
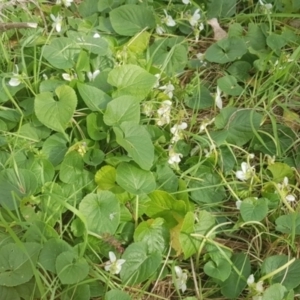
<box><xmin>207</xmin><ymin>18</ymin><xmax>228</xmax><ymax>41</ymax></box>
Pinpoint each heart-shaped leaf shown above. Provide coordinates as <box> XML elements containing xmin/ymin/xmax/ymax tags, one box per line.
<box><xmin>79</xmin><ymin>191</ymin><xmax>120</xmax><ymax>235</ymax></box>
<box><xmin>240</xmin><ymin>197</ymin><xmax>268</xmax><ymax>222</ymax></box>
<box><xmin>114</xmin><ymin>122</ymin><xmax>154</xmax><ymax>170</ymax></box>
<box><xmin>120</xmin><ymin>242</ymin><xmax>161</xmax><ymax>285</ymax></box>
<box><xmin>110</xmin><ymin>4</ymin><xmax>156</xmax><ymax>36</ymax></box>
<box><xmin>35</xmin><ymin>85</ymin><xmax>77</xmax><ymax>133</ymax></box>
<box><xmin>56</xmin><ymin>251</ymin><xmax>89</xmax><ymax>285</ymax></box>
<box><xmin>116</xmin><ymin>163</ymin><xmax>156</xmax><ymax>195</ymax></box>
<box><xmin>204</xmin><ymin>259</ymin><xmax>231</xmax><ymax>281</ymax></box>
<box><xmin>0</xmin><ymin>243</ymin><xmax>41</xmax><ymax>287</ymax></box>
<box><xmin>104</xmin><ymin>95</ymin><xmax>140</xmax><ymax>126</ymax></box>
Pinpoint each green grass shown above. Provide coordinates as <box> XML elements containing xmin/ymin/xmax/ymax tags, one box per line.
<box><xmin>0</xmin><ymin>0</ymin><xmax>300</xmax><ymax>299</ymax></box>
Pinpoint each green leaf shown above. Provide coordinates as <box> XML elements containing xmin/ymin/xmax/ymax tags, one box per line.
<box><xmin>204</xmin><ymin>259</ymin><xmax>231</xmax><ymax>282</ymax></box>
<box><xmin>24</xmin><ymin>220</ymin><xmax>59</xmax><ymax>243</ymax></box>
<box><xmin>146</xmin><ymin>191</ymin><xmax>188</xmax><ymax>228</ymax></box>
<box><xmin>79</xmin><ymin>191</ymin><xmax>120</xmax><ymax>235</ymax></box>
<box><xmin>262</xmin><ymin>283</ymin><xmax>287</xmax><ymax>300</ymax></box>
<box><xmin>39</xmin><ymin>238</ymin><xmax>72</xmax><ymax>273</ymax></box>
<box><xmin>105</xmin><ymin>289</ymin><xmax>131</xmax><ymax>300</ymax></box>
<box><xmin>244</xmin><ymin>23</ymin><xmax>266</xmax><ymax>51</ymax></box>
<box><xmin>0</xmin><ymin>286</ymin><xmax>20</xmax><ymax>300</ymax></box>
<box><xmin>114</xmin><ymin>122</ymin><xmax>154</xmax><ymax>170</ymax></box>
<box><xmin>27</xmin><ymin>158</ymin><xmax>54</xmax><ymax>186</ymax></box>
<box><xmin>134</xmin><ymin>218</ymin><xmax>170</xmax><ymax>254</ymax></box>
<box><xmin>227</xmin><ymin>61</ymin><xmax>251</xmax><ymax>81</ymax></box>
<box><xmin>56</xmin><ymin>251</ymin><xmax>89</xmax><ymax>285</ymax></box>
<box><xmin>127</xmin><ymin>31</ymin><xmax>151</xmax><ymax>54</ymax></box>
<box><xmin>62</xmin><ymin>284</ymin><xmax>90</xmax><ymax>300</ymax></box>
<box><xmin>120</xmin><ymin>242</ymin><xmax>161</xmax><ymax>285</ymax></box>
<box><xmin>77</xmin><ymin>36</ymin><xmax>109</xmax><ymax>55</ymax></box>
<box><xmin>110</xmin><ymin>4</ymin><xmax>155</xmax><ymax>36</ymax></box>
<box><xmin>19</xmin><ymin>123</ymin><xmax>50</xmax><ymax>141</ymax></box>
<box><xmin>83</xmin><ymin>148</ymin><xmax>105</xmax><ymax>166</ymax></box>
<box><xmin>180</xmin><ymin>211</ymin><xmax>215</xmax><ymax>259</ymax></box>
<box><xmin>240</xmin><ymin>197</ymin><xmax>268</xmax><ymax>222</ymax></box>
<box><xmin>156</xmin><ymin>164</ymin><xmax>178</xmax><ymax>193</ymax></box>
<box><xmin>42</xmin><ymin>133</ymin><xmax>68</xmax><ymax>166</ymax></box>
<box><xmin>267</xmin><ymin>163</ymin><xmax>294</xmax><ymax>182</ymax></box>
<box><xmin>220</xmin><ymin>253</ymin><xmax>251</xmax><ymax>298</ymax></box>
<box><xmin>275</xmin><ymin>213</ymin><xmax>300</xmax><ymax>235</ymax></box>
<box><xmin>217</xmin><ymin>75</ymin><xmax>244</xmax><ymax>96</ymax></box>
<box><xmin>116</xmin><ymin>163</ymin><xmax>156</xmax><ymax>195</ymax></box>
<box><xmin>95</xmin><ymin>165</ymin><xmax>123</xmax><ymax>193</ymax></box>
<box><xmin>267</xmin><ymin>33</ymin><xmax>287</xmax><ymax>54</ymax></box>
<box><xmin>86</xmin><ymin>113</ymin><xmax>107</xmax><ymax>141</ymax></box>
<box><xmin>0</xmin><ymin>169</ymin><xmax>38</xmax><ymax>210</ymax></box>
<box><xmin>261</xmin><ymin>255</ymin><xmax>300</xmax><ymax>290</ymax></box>
<box><xmin>59</xmin><ymin>151</ymin><xmax>84</xmax><ymax>184</ymax></box>
<box><xmin>149</xmin><ymin>37</ymin><xmax>188</xmax><ymax>76</ymax></box>
<box><xmin>77</xmin><ymin>82</ymin><xmax>111</xmax><ymax>112</ymax></box>
<box><xmin>184</xmin><ymin>84</ymin><xmax>214</xmax><ymax>110</ymax></box>
<box><xmin>35</xmin><ymin>85</ymin><xmax>77</xmax><ymax>133</ymax></box>
<box><xmin>103</xmin><ymin>96</ymin><xmax>140</xmax><ymax>126</ymax></box>
<box><xmin>207</xmin><ymin>0</ymin><xmax>237</xmax><ymax>18</ymax></box>
<box><xmin>108</xmin><ymin>65</ymin><xmax>156</xmax><ymax>101</ymax></box>
<box><xmin>43</xmin><ymin>38</ymin><xmax>80</xmax><ymax>69</ymax></box>
<box><xmin>205</xmin><ymin>37</ymin><xmax>247</xmax><ymax>64</ymax></box>
<box><xmin>0</xmin><ymin>243</ymin><xmax>41</xmax><ymax>287</ymax></box>
<box><xmin>189</xmin><ymin>166</ymin><xmax>226</xmax><ymax>204</ymax></box>
<box><xmin>215</xmin><ymin>108</ymin><xmax>263</xmax><ymax>146</ymax></box>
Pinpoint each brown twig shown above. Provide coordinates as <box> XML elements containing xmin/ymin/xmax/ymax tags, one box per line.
<box><xmin>0</xmin><ymin>22</ymin><xmax>37</xmax><ymax>31</ymax></box>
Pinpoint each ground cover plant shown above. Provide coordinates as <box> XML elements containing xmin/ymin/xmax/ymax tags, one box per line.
<box><xmin>0</xmin><ymin>0</ymin><xmax>300</xmax><ymax>299</ymax></box>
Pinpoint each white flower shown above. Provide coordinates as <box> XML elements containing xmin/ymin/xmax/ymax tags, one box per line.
<box><xmin>50</xmin><ymin>14</ymin><xmax>63</xmax><ymax>32</ymax></box>
<box><xmin>171</xmin><ymin>122</ymin><xmax>188</xmax><ymax>134</ymax></box>
<box><xmin>168</xmin><ymin>147</ymin><xmax>183</xmax><ymax>164</ymax></box>
<box><xmin>153</xmin><ymin>74</ymin><xmax>161</xmax><ymax>88</ymax></box>
<box><xmin>56</xmin><ymin>0</ymin><xmax>73</xmax><ymax>6</ymax></box>
<box><xmin>277</xmin><ymin>177</ymin><xmax>296</xmax><ymax>202</ymax></box>
<box><xmin>8</xmin><ymin>77</ymin><xmax>21</xmax><ymax>87</ymax></box>
<box><xmin>247</xmin><ymin>274</ymin><xmax>264</xmax><ymax>297</ymax></box>
<box><xmin>174</xmin><ymin>266</ymin><xmax>187</xmax><ymax>293</ymax></box>
<box><xmin>142</xmin><ymin>102</ymin><xmax>154</xmax><ymax>117</ymax></box>
<box><xmin>196</xmin><ymin>52</ymin><xmax>205</xmax><ymax>61</ymax></box>
<box><xmin>157</xmin><ymin>100</ymin><xmax>172</xmax><ymax>126</ymax></box>
<box><xmin>163</xmin><ymin>10</ymin><xmax>176</xmax><ymax>27</ymax></box>
<box><xmin>247</xmin><ymin>274</ymin><xmax>255</xmax><ymax>285</ymax></box>
<box><xmin>215</xmin><ymin>86</ymin><xmax>222</xmax><ymax>109</ymax></box>
<box><xmin>104</xmin><ymin>251</ymin><xmax>126</xmax><ymax>275</ymax></box>
<box><xmin>171</xmin><ymin>122</ymin><xmax>188</xmax><ymax>143</ymax></box>
<box><xmin>248</xmin><ymin>153</ymin><xmax>255</xmax><ymax>159</ymax></box>
<box><xmin>189</xmin><ymin>9</ymin><xmax>201</xmax><ymax>27</ymax></box>
<box><xmin>266</xmin><ymin>154</ymin><xmax>275</xmax><ymax>165</ymax></box>
<box><xmin>62</xmin><ymin>73</ymin><xmax>77</xmax><ymax>81</ymax></box>
<box><xmin>87</xmin><ymin>70</ymin><xmax>100</xmax><ymax>81</ymax></box>
<box><xmin>286</xmin><ymin>194</ymin><xmax>295</xmax><ymax>202</ymax></box>
<box><xmin>93</xmin><ymin>32</ymin><xmax>101</xmax><ymax>38</ymax></box>
<box><xmin>159</xmin><ymin>82</ymin><xmax>175</xmax><ymax>99</ymax></box>
<box><xmin>204</xmin><ymin>144</ymin><xmax>216</xmax><ymax>158</ymax></box>
<box><xmin>199</xmin><ymin>22</ymin><xmax>204</xmax><ymax>31</ymax></box>
<box><xmin>236</xmin><ymin>162</ymin><xmax>255</xmax><ymax>181</ymax></box>
<box><xmin>235</xmin><ymin>199</ymin><xmax>242</xmax><ymax>210</ymax></box>
<box><xmin>182</xmin><ymin>0</ymin><xmax>190</xmax><ymax>4</ymax></box>
<box><xmin>199</xmin><ymin>118</ymin><xmax>215</xmax><ymax>133</ymax></box>
<box><xmin>255</xmin><ymin>281</ymin><xmax>264</xmax><ymax>293</ymax></box>
<box><xmin>8</xmin><ymin>65</ymin><xmax>21</xmax><ymax>87</ymax></box>
<box><xmin>156</xmin><ymin>26</ymin><xmax>165</xmax><ymax>35</ymax></box>
<box><xmin>258</xmin><ymin>0</ymin><xmax>272</xmax><ymax>11</ymax></box>
<box><xmin>157</xmin><ymin>100</ymin><xmax>172</xmax><ymax>116</ymax></box>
